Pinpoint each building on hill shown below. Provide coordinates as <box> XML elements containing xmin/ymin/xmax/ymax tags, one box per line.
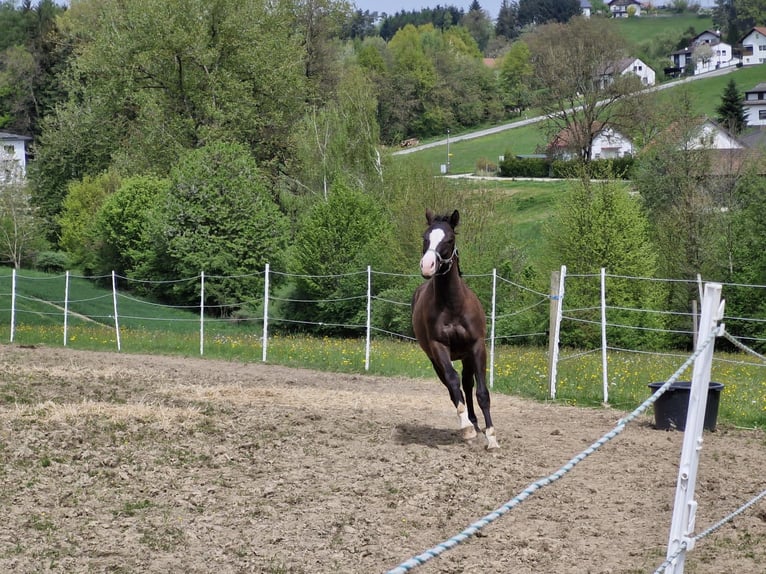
<box><xmin>743</xmin><ymin>82</ymin><xmax>766</xmax><ymax>127</ymax></box>
<box><xmin>548</xmin><ymin>123</ymin><xmax>633</xmax><ymax>160</ymax></box>
<box><xmin>0</xmin><ymin>131</ymin><xmax>31</xmax><ymax>182</ymax></box>
<box><xmin>739</xmin><ymin>27</ymin><xmax>766</xmax><ymax>66</ymax></box>
<box><xmin>667</xmin><ymin>30</ymin><xmax>737</xmax><ymax>77</ymax></box>
<box><xmin>607</xmin><ymin>0</ymin><xmax>641</xmax><ymax>17</ymax></box>
<box><xmin>599</xmin><ymin>57</ymin><xmax>655</xmax><ymax>87</ymax></box>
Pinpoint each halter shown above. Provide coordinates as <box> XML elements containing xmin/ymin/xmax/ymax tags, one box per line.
<box><xmin>425</xmin><ymin>247</ymin><xmax>458</xmax><ymax>276</ymax></box>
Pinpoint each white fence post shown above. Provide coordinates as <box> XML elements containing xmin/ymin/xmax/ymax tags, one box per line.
<box><xmin>664</xmin><ymin>282</ymin><xmax>723</xmax><ymax>574</ymax></box>
<box><xmin>262</xmin><ymin>263</ymin><xmax>269</xmax><ymax>363</ymax></box>
<box><xmin>547</xmin><ymin>265</ymin><xmax>566</xmax><ymax>399</ymax></box>
<box><xmin>601</xmin><ymin>267</ymin><xmax>608</xmax><ymax>404</ymax></box>
<box><xmin>64</xmin><ymin>271</ymin><xmax>70</xmax><ymax>346</ymax></box>
<box><xmin>489</xmin><ymin>268</ymin><xmax>497</xmax><ymax>389</ymax></box>
<box><xmin>112</xmin><ymin>271</ymin><xmax>121</xmax><ymax>351</ymax></box>
<box><xmin>199</xmin><ymin>271</ymin><xmax>205</xmax><ymax>356</ymax></box>
<box><xmin>10</xmin><ymin>268</ymin><xmax>16</xmax><ymax>342</ymax></box>
<box><xmin>365</xmin><ymin>265</ymin><xmax>372</xmax><ymax>371</ymax></box>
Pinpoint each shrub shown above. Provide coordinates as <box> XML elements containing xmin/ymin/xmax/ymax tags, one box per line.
<box><xmin>35</xmin><ymin>251</ymin><xmax>69</xmax><ymax>273</ymax></box>
<box><xmin>499</xmin><ymin>155</ymin><xmax>550</xmax><ymax>178</ymax></box>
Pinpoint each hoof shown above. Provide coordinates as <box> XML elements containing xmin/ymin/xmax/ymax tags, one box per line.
<box><xmin>485</xmin><ymin>427</ymin><xmax>500</xmax><ymax>450</ymax></box>
<box><xmin>462</xmin><ymin>425</ymin><xmax>478</xmax><ymax>440</ymax></box>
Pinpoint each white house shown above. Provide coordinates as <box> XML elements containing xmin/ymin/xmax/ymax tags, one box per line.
<box><xmin>740</xmin><ymin>27</ymin><xmax>766</xmax><ymax>66</ymax></box>
<box><xmin>580</xmin><ymin>0</ymin><xmax>592</xmax><ymax>18</ymax></box>
<box><xmin>0</xmin><ymin>131</ymin><xmax>31</xmax><ymax>182</ymax></box>
<box><xmin>668</xmin><ymin>30</ymin><xmax>737</xmax><ymax>76</ymax></box>
<box><xmin>549</xmin><ymin>123</ymin><xmax>633</xmax><ymax>160</ymax></box>
<box><xmin>743</xmin><ymin>82</ymin><xmax>766</xmax><ymax>126</ymax></box>
<box><xmin>607</xmin><ymin>0</ymin><xmax>641</xmax><ymax>18</ymax></box>
<box><xmin>591</xmin><ymin>126</ymin><xmax>634</xmax><ymax>158</ymax></box>
<box><xmin>684</xmin><ymin>119</ymin><xmax>743</xmax><ymax>150</ymax></box>
<box><xmin>617</xmin><ymin>57</ymin><xmax>655</xmax><ymax>86</ymax></box>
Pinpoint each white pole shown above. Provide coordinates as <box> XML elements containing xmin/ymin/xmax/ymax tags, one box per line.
<box><xmin>489</xmin><ymin>268</ymin><xmax>498</xmax><ymax>389</ymax></box>
<box><xmin>664</xmin><ymin>282</ymin><xmax>723</xmax><ymax>574</ymax></box>
<box><xmin>262</xmin><ymin>263</ymin><xmax>269</xmax><ymax>363</ymax></box>
<box><xmin>601</xmin><ymin>267</ymin><xmax>608</xmax><ymax>404</ymax></box>
<box><xmin>365</xmin><ymin>265</ymin><xmax>372</xmax><ymax>371</ymax></box>
<box><xmin>199</xmin><ymin>271</ymin><xmax>205</xmax><ymax>355</ymax></box>
<box><xmin>548</xmin><ymin>265</ymin><xmax>566</xmax><ymax>399</ymax></box>
<box><xmin>10</xmin><ymin>268</ymin><xmax>16</xmax><ymax>342</ymax></box>
<box><xmin>64</xmin><ymin>271</ymin><xmax>70</xmax><ymax>346</ymax></box>
<box><xmin>112</xmin><ymin>271</ymin><xmax>121</xmax><ymax>351</ymax></box>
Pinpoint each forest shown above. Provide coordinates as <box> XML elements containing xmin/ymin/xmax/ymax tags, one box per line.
<box><xmin>1</xmin><ymin>0</ymin><xmax>766</xmax><ymax>347</ymax></box>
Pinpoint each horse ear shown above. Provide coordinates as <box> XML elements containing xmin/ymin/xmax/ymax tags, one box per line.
<box><xmin>450</xmin><ymin>210</ymin><xmax>460</xmax><ymax>228</ymax></box>
<box><xmin>425</xmin><ymin>208</ymin><xmax>435</xmax><ymax>224</ymax></box>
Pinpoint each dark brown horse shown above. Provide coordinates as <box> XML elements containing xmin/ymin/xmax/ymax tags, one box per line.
<box><xmin>411</xmin><ymin>209</ymin><xmax>499</xmax><ymax>449</ymax></box>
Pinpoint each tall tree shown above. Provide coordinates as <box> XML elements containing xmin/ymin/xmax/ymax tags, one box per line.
<box><xmin>33</xmin><ymin>0</ymin><xmax>309</xmax><ymax>238</ymax></box>
<box><xmin>518</xmin><ymin>0</ymin><xmax>581</xmax><ymax>26</ymax></box>
<box><xmin>461</xmin><ymin>1</ymin><xmax>493</xmax><ymax>52</ymax></box>
<box><xmin>716</xmin><ymin>78</ymin><xmax>747</xmax><ymax>135</ymax></box>
<box><xmin>0</xmin><ymin>152</ymin><xmax>47</xmax><ymax>268</ymax></box>
<box><xmin>545</xmin><ymin>175</ymin><xmax>665</xmax><ymax>348</ymax></box>
<box><xmin>495</xmin><ymin>0</ymin><xmax>520</xmax><ymax>40</ymax></box>
<box><xmin>499</xmin><ymin>40</ymin><xmax>533</xmax><ymax>114</ymax></box>
<box><xmin>141</xmin><ymin>142</ymin><xmax>290</xmax><ymax>311</ymax></box>
<box><xmin>526</xmin><ymin>17</ymin><xmax>636</xmax><ymax>162</ymax></box>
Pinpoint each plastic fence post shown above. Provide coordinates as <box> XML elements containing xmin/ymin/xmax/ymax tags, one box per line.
<box><xmin>262</xmin><ymin>263</ymin><xmax>269</xmax><ymax>363</ymax></box>
<box><xmin>601</xmin><ymin>267</ymin><xmax>608</xmax><ymax>404</ymax></box>
<box><xmin>664</xmin><ymin>282</ymin><xmax>723</xmax><ymax>574</ymax></box>
<box><xmin>64</xmin><ymin>271</ymin><xmax>70</xmax><ymax>346</ymax></box>
<box><xmin>200</xmin><ymin>271</ymin><xmax>205</xmax><ymax>356</ymax></box>
<box><xmin>365</xmin><ymin>265</ymin><xmax>372</xmax><ymax>371</ymax></box>
<box><xmin>547</xmin><ymin>265</ymin><xmax>566</xmax><ymax>399</ymax></box>
<box><xmin>489</xmin><ymin>268</ymin><xmax>497</xmax><ymax>389</ymax></box>
<box><xmin>112</xmin><ymin>271</ymin><xmax>121</xmax><ymax>351</ymax></box>
<box><xmin>10</xmin><ymin>268</ymin><xmax>15</xmax><ymax>343</ymax></box>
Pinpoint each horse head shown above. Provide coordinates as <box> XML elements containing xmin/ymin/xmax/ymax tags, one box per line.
<box><xmin>420</xmin><ymin>209</ymin><xmax>460</xmax><ymax>278</ymax></box>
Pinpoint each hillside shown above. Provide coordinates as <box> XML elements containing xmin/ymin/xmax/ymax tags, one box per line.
<box><xmin>401</xmin><ymin>64</ymin><xmax>766</xmax><ymax>175</ymax></box>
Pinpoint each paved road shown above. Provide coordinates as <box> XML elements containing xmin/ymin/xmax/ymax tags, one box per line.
<box><xmin>392</xmin><ymin>65</ymin><xmax>740</xmax><ymax>156</ymax></box>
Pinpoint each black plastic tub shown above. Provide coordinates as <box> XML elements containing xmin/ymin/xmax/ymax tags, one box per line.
<box><xmin>648</xmin><ymin>381</ymin><xmax>724</xmax><ymax>432</ymax></box>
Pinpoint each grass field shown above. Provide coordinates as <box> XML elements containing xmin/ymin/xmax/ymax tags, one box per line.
<box><xmin>614</xmin><ymin>12</ymin><xmax>713</xmax><ymax>46</ymax></box>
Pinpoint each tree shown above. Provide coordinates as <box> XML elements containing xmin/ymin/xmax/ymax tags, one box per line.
<box><xmin>33</xmin><ymin>0</ymin><xmax>309</xmax><ymax>239</ymax></box>
<box><xmin>460</xmin><ymin>1</ymin><xmax>493</xmax><ymax>53</ymax></box>
<box><xmin>0</xmin><ymin>157</ymin><xmax>47</xmax><ymax>268</ymax></box>
<box><xmin>94</xmin><ymin>175</ymin><xmax>170</xmax><ymax>278</ymax></box>
<box><xmin>290</xmin><ymin>65</ymin><xmax>381</xmax><ymax>199</ymax></box>
<box><xmin>716</xmin><ymin>78</ymin><xmax>746</xmax><ymax>135</ymax></box>
<box><xmin>545</xmin><ymin>175</ymin><xmax>665</xmax><ymax>348</ymax></box>
<box><xmin>57</xmin><ymin>172</ymin><xmax>120</xmax><ymax>274</ymax></box>
<box><xmin>526</xmin><ymin>18</ymin><xmax>637</xmax><ymax>162</ymax></box>
<box><xmin>518</xmin><ymin>0</ymin><xmax>581</xmax><ymax>26</ymax></box>
<box><xmin>142</xmin><ymin>142</ymin><xmax>290</xmax><ymax>313</ymax></box>
<box><xmin>499</xmin><ymin>40</ymin><xmax>533</xmax><ymax>114</ymax></box>
<box><xmin>284</xmin><ymin>180</ymin><xmax>402</xmax><ymax>333</ymax></box>
<box><xmin>495</xmin><ymin>0</ymin><xmax>520</xmax><ymax>40</ymax></box>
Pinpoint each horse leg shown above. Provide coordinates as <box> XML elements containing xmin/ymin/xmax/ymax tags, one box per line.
<box><xmin>473</xmin><ymin>347</ymin><xmax>499</xmax><ymax>450</ymax></box>
<box><xmin>429</xmin><ymin>351</ymin><xmax>475</xmax><ymax>440</ymax></box>
<box><xmin>461</xmin><ymin>360</ymin><xmax>479</xmax><ymax>437</ymax></box>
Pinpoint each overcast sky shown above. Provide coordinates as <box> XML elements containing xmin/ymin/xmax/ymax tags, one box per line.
<box><xmin>352</xmin><ymin>0</ymin><xmax>504</xmax><ymax>20</ymax></box>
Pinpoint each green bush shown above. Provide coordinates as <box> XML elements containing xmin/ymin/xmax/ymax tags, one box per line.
<box><xmin>498</xmin><ymin>155</ymin><xmax>550</xmax><ymax>178</ymax></box>
<box><xmin>34</xmin><ymin>251</ymin><xmax>70</xmax><ymax>273</ymax></box>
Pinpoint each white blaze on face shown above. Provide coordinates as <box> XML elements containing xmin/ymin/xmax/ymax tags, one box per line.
<box><xmin>420</xmin><ymin>228</ymin><xmax>445</xmax><ymax>277</ymax></box>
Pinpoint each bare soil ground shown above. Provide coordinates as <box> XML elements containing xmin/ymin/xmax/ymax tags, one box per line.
<box><xmin>1</xmin><ymin>344</ymin><xmax>765</xmax><ymax>574</ymax></box>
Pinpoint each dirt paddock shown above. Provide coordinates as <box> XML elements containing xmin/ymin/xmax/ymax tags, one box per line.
<box><xmin>1</xmin><ymin>344</ymin><xmax>765</xmax><ymax>573</ymax></box>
